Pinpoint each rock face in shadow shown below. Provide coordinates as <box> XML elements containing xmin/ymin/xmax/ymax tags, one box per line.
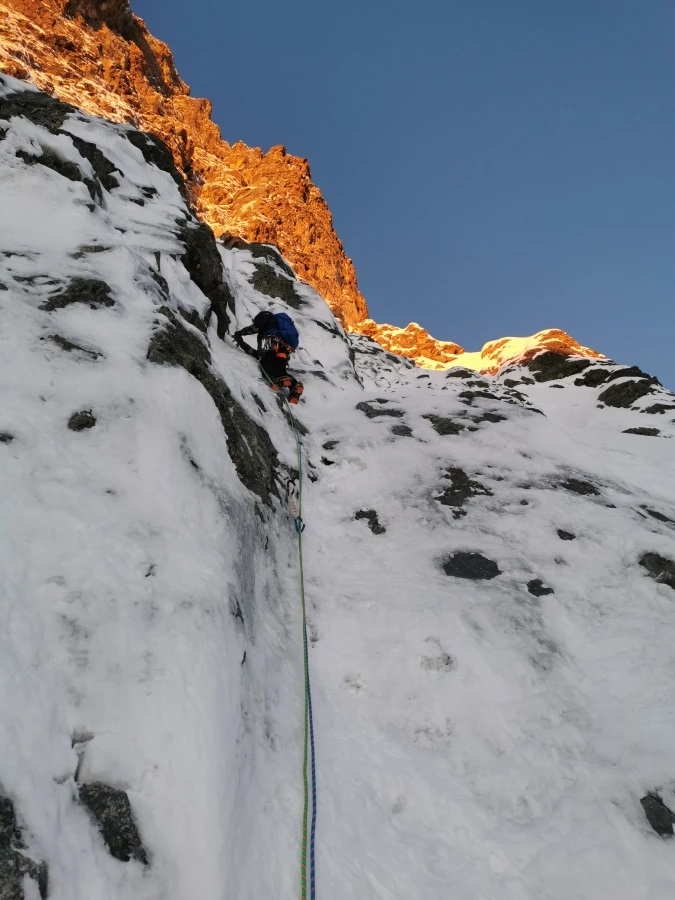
<box><xmin>640</xmin><ymin>793</ymin><xmax>675</xmax><ymax>837</ymax></box>
<box><xmin>356</xmin><ymin>400</ymin><xmax>404</xmax><ymax>419</ymax></box>
<box><xmin>525</xmin><ymin>352</ymin><xmax>591</xmax><ymax>383</ymax></box>
<box><xmin>68</xmin><ymin>410</ymin><xmax>97</xmax><ymax>431</ymax></box>
<box><xmin>422</xmin><ymin>415</ymin><xmax>464</xmax><ymax>436</ymax></box>
<box><xmin>598</xmin><ymin>379</ymin><xmax>657</xmax><ymax>408</ymax></box>
<box><xmin>147</xmin><ymin>307</ymin><xmax>278</xmax><ymax>505</ymax></box>
<box><xmin>0</xmin><ymin>794</ymin><xmax>48</xmax><ymax>899</ymax></box>
<box><xmin>40</xmin><ymin>277</ymin><xmax>114</xmax><ymax>312</ymax></box>
<box><xmin>179</xmin><ymin>221</ymin><xmax>233</xmax><ymax>338</ymax></box>
<box><xmin>78</xmin><ymin>783</ymin><xmax>148</xmax><ymax>864</ymax></box>
<box><xmin>527</xmin><ymin>579</ymin><xmax>554</xmax><ymax>597</ymax></box>
<box><xmin>354</xmin><ymin>509</ymin><xmax>386</xmax><ymax>535</ymax></box>
<box><xmin>434</xmin><ymin>467</ymin><xmax>492</xmax><ymax>519</ymax></box>
<box><xmin>249</xmin><ymin>263</ymin><xmax>305</xmax><ymax>310</ymax></box>
<box><xmin>559</xmin><ymin>477</ymin><xmax>600</xmax><ymax>497</ymax></box>
<box><xmin>441</xmin><ymin>552</ymin><xmax>501</xmax><ymax>580</ymax></box>
<box><xmin>639</xmin><ymin>552</ymin><xmax>675</xmax><ymax>590</ymax></box>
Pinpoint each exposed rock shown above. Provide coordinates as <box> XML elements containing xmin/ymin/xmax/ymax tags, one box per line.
<box><xmin>434</xmin><ymin>467</ymin><xmax>492</xmax><ymax>518</ymax></box>
<box><xmin>0</xmin><ymin>4</ymin><xmax>366</xmax><ymax>324</ymax></box>
<box><xmin>391</xmin><ymin>424</ymin><xmax>413</xmax><ymax>437</ymax></box>
<box><xmin>639</xmin><ymin>507</ymin><xmax>675</xmax><ymax>526</ymax></box>
<box><xmin>16</xmin><ymin>143</ymin><xmax>98</xmax><ymax>198</ymax></box>
<box><xmin>0</xmin><ymin>794</ymin><xmax>48</xmax><ymax>899</ymax></box>
<box><xmin>574</xmin><ymin>368</ymin><xmax>613</xmax><ymax>388</ymax></box>
<box><xmin>247</xmin><ymin>242</ymin><xmax>295</xmax><ymax>278</ymax></box>
<box><xmin>441</xmin><ymin>552</ymin><xmax>501</xmax><ymax>580</ymax></box>
<box><xmin>0</xmin><ymin>85</ymin><xmax>74</xmax><ymax>133</ymax></box>
<box><xmin>526</xmin><ymin>351</ymin><xmax>591</xmax><ymax>383</ymax></box>
<box><xmin>69</xmin><ymin>134</ymin><xmax>121</xmax><ymax>194</ymax></box>
<box><xmin>40</xmin><ymin>277</ymin><xmax>114</xmax><ymax>311</ymax></box>
<box><xmin>146</xmin><ymin>307</ymin><xmax>278</xmax><ymax>505</ymax></box>
<box><xmin>422</xmin><ymin>415</ymin><xmax>464</xmax><ymax>436</ymax></box>
<box><xmin>68</xmin><ymin>409</ymin><xmax>96</xmax><ymax>431</ymax></box>
<box><xmin>0</xmin><ymin>5</ymin><xmax>612</xmax><ymax>370</ymax></box>
<box><xmin>0</xmin><ymin>433</ymin><xmax>14</xmax><ymax>443</ymax></box>
<box><xmin>124</xmin><ymin>129</ymin><xmax>186</xmax><ymax>198</ymax></box>
<box><xmin>459</xmin><ymin>390</ymin><xmax>500</xmax><ymax>404</ymax></box>
<box><xmin>597</xmin><ymin>380</ymin><xmax>656</xmax><ymax>409</ymax></box>
<box><xmin>179</xmin><ymin>221</ymin><xmax>232</xmax><ymax>338</ymax></box>
<box><xmin>249</xmin><ymin>263</ymin><xmax>304</xmax><ymax>310</ymax></box>
<box><xmin>623</xmin><ymin>427</ymin><xmax>661</xmax><ymax>437</ymax></box>
<box><xmin>642</xmin><ymin>404</ymin><xmax>675</xmax><ymax>416</ymax></box>
<box><xmin>639</xmin><ymin>552</ymin><xmax>675</xmax><ymax>590</ymax></box>
<box><xmin>605</xmin><ymin>365</ymin><xmax>660</xmax><ymax>386</ymax></box>
<box><xmin>357</xmin><ymin>318</ymin><xmax>462</xmax><ymax>367</ymax></box>
<box><xmin>527</xmin><ymin>579</ymin><xmax>554</xmax><ymax>597</ymax></box>
<box><xmin>557</xmin><ymin>529</ymin><xmax>576</xmax><ymax>541</ymax></box>
<box><xmin>559</xmin><ymin>478</ymin><xmax>600</xmax><ymax>497</ymax></box>
<box><xmin>322</xmin><ymin>440</ymin><xmax>339</xmax><ymax>451</ymax></box>
<box><xmin>78</xmin><ymin>782</ymin><xmax>148</xmax><ymax>864</ymax></box>
<box><xmin>471</xmin><ymin>411</ymin><xmax>507</xmax><ymax>424</ymax></box>
<box><xmin>356</xmin><ymin>400</ymin><xmax>404</xmax><ymax>419</ymax></box>
<box><xmin>354</xmin><ymin>509</ymin><xmax>386</xmax><ymax>535</ymax></box>
<box><xmin>640</xmin><ymin>793</ymin><xmax>675</xmax><ymax>837</ymax></box>
<box><xmin>44</xmin><ymin>334</ymin><xmax>101</xmax><ymax>359</ymax></box>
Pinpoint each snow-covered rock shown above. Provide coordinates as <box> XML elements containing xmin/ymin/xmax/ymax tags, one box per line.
<box><xmin>2</xmin><ymin>76</ymin><xmax>675</xmax><ymax>900</ymax></box>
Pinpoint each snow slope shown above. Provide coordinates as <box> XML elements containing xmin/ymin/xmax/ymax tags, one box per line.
<box><xmin>1</xmin><ymin>75</ymin><xmax>675</xmax><ymax>900</ymax></box>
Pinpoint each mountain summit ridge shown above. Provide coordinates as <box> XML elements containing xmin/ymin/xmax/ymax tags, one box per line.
<box><xmin>0</xmin><ymin>0</ymin><xmax>607</xmax><ymax>372</ymax></box>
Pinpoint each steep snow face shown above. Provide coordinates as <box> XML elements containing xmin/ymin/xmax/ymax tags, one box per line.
<box><xmin>2</xmin><ymin>76</ymin><xmax>675</xmax><ymax>900</ymax></box>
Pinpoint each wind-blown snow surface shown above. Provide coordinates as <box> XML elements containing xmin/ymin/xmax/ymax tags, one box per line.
<box><xmin>2</xmin><ymin>75</ymin><xmax>675</xmax><ymax>899</ymax></box>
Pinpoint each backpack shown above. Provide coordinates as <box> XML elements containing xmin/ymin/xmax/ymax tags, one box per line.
<box><xmin>270</xmin><ymin>312</ymin><xmax>299</xmax><ymax>351</ymax></box>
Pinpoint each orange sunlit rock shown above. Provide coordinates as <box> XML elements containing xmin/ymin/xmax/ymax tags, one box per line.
<box><xmin>0</xmin><ymin>1</ymin><xmax>604</xmax><ymax>372</ymax></box>
<box><xmin>0</xmin><ymin>0</ymin><xmax>367</xmax><ymax>325</ymax></box>
<box><xmin>357</xmin><ymin>324</ymin><xmax>604</xmax><ymax>373</ymax></box>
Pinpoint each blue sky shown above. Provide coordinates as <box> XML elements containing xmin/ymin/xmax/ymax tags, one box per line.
<box><xmin>132</xmin><ymin>0</ymin><xmax>674</xmax><ymax>388</ymax></box>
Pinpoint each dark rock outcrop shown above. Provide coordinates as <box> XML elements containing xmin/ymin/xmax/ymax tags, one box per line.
<box><xmin>422</xmin><ymin>415</ymin><xmax>464</xmax><ymax>436</ymax></box>
<box><xmin>391</xmin><ymin>424</ymin><xmax>413</xmax><ymax>437</ymax></box>
<box><xmin>597</xmin><ymin>380</ymin><xmax>656</xmax><ymax>409</ymax></box>
<box><xmin>249</xmin><ymin>263</ymin><xmax>304</xmax><ymax>310</ymax></box>
<box><xmin>527</xmin><ymin>579</ymin><xmax>554</xmax><ymax>597</ymax></box>
<box><xmin>40</xmin><ymin>278</ymin><xmax>114</xmax><ymax>312</ymax></box>
<box><xmin>356</xmin><ymin>400</ymin><xmax>404</xmax><ymax>419</ymax></box>
<box><xmin>68</xmin><ymin>410</ymin><xmax>96</xmax><ymax>431</ymax></box>
<box><xmin>559</xmin><ymin>478</ymin><xmax>600</xmax><ymax>497</ymax></box>
<box><xmin>441</xmin><ymin>552</ymin><xmax>501</xmax><ymax>580</ymax></box>
<box><xmin>78</xmin><ymin>782</ymin><xmax>148</xmax><ymax>864</ymax></box>
<box><xmin>0</xmin><ymin>794</ymin><xmax>48</xmax><ymax>899</ymax></box>
<box><xmin>146</xmin><ymin>307</ymin><xmax>278</xmax><ymax>505</ymax></box>
<box><xmin>434</xmin><ymin>467</ymin><xmax>492</xmax><ymax>519</ymax></box>
<box><xmin>179</xmin><ymin>222</ymin><xmax>232</xmax><ymax>338</ymax></box>
<box><xmin>44</xmin><ymin>334</ymin><xmax>101</xmax><ymax>359</ymax></box>
<box><xmin>354</xmin><ymin>509</ymin><xmax>386</xmax><ymax>535</ymax></box>
<box><xmin>639</xmin><ymin>552</ymin><xmax>675</xmax><ymax>590</ymax></box>
<box><xmin>623</xmin><ymin>427</ymin><xmax>661</xmax><ymax>437</ymax></box>
<box><xmin>640</xmin><ymin>793</ymin><xmax>675</xmax><ymax>837</ymax></box>
<box><xmin>557</xmin><ymin>529</ymin><xmax>576</xmax><ymax>541</ymax></box>
<box><xmin>526</xmin><ymin>352</ymin><xmax>591</xmax><ymax>383</ymax></box>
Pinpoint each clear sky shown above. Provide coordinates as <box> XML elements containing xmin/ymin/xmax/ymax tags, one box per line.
<box><xmin>132</xmin><ymin>0</ymin><xmax>674</xmax><ymax>389</ymax></box>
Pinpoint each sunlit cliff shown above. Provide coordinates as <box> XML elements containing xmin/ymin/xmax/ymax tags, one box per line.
<box><xmin>0</xmin><ymin>0</ymin><xmax>603</xmax><ymax>370</ymax></box>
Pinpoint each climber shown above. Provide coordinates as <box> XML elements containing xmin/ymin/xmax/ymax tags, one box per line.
<box><xmin>233</xmin><ymin>311</ymin><xmax>304</xmax><ymax>404</ymax></box>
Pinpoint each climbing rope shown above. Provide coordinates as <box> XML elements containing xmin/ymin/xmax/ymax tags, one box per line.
<box><xmin>282</xmin><ymin>396</ymin><xmax>317</xmax><ymax>900</ymax></box>
<box><xmin>263</xmin><ymin>374</ymin><xmax>316</xmax><ymax>899</ymax></box>
<box><xmin>233</xmin><ymin>338</ymin><xmax>317</xmax><ymax>897</ymax></box>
